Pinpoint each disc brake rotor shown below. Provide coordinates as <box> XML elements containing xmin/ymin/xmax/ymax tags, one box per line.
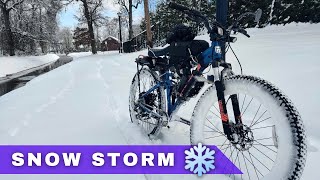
<box><xmin>230</xmin><ymin>124</ymin><xmax>255</xmax><ymax>151</ymax></box>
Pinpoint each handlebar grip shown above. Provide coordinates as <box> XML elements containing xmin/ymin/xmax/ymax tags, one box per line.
<box><xmin>168</xmin><ymin>2</ymin><xmax>190</xmax><ymax>12</ymax></box>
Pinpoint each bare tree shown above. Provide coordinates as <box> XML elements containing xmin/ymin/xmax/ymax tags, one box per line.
<box><xmin>117</xmin><ymin>0</ymin><xmax>141</xmax><ymax>40</ymax></box>
<box><xmin>58</xmin><ymin>27</ymin><xmax>74</xmax><ymax>54</ymax></box>
<box><xmin>102</xmin><ymin>17</ymin><xmax>120</xmax><ymax>39</ymax></box>
<box><xmin>0</xmin><ymin>0</ymin><xmax>63</xmax><ymax>55</ymax></box>
<box><xmin>0</xmin><ymin>0</ymin><xmax>24</xmax><ymax>56</ymax></box>
<box><xmin>76</xmin><ymin>0</ymin><xmax>105</xmax><ymax>54</ymax></box>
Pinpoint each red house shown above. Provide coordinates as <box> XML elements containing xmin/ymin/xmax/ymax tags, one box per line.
<box><xmin>101</xmin><ymin>36</ymin><xmax>120</xmax><ymax>51</ymax></box>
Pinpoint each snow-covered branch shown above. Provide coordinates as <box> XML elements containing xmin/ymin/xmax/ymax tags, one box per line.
<box><xmin>7</xmin><ymin>0</ymin><xmax>24</xmax><ymax>10</ymax></box>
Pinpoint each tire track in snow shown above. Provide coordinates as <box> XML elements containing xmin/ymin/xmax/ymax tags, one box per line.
<box><xmin>35</xmin><ymin>64</ymin><xmax>75</xmax><ymax>113</ymax></box>
<box><xmin>7</xmin><ymin>63</ymin><xmax>75</xmax><ymax>137</ymax></box>
<box><xmin>95</xmin><ymin>59</ymin><xmax>133</xmax><ymax>144</ymax></box>
<box><xmin>98</xmin><ymin>58</ymin><xmax>161</xmax><ymax>146</ymax></box>
<box><xmin>96</xmin><ymin>58</ymin><xmax>150</xmax><ymax>180</ymax></box>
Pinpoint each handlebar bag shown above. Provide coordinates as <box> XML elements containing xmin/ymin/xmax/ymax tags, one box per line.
<box><xmin>166</xmin><ymin>24</ymin><xmax>196</xmax><ymax>44</ymax></box>
<box><xmin>168</xmin><ymin>40</ymin><xmax>209</xmax><ymax>66</ymax></box>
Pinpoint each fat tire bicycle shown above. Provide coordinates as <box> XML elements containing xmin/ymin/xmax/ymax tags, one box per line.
<box><xmin>129</xmin><ymin>2</ymin><xmax>307</xmax><ymax>180</ymax></box>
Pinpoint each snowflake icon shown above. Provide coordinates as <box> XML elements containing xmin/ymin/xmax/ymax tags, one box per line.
<box><xmin>185</xmin><ymin>143</ymin><xmax>215</xmax><ymax>176</ymax></box>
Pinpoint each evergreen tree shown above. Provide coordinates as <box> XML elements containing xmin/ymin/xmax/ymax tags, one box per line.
<box><xmin>229</xmin><ymin>0</ymin><xmax>270</xmax><ymax>27</ymax></box>
<box><xmin>136</xmin><ymin>0</ymin><xmax>320</xmax><ymax>48</ymax></box>
<box><xmin>139</xmin><ymin>0</ymin><xmax>216</xmax><ymax>42</ymax></box>
<box><xmin>270</xmin><ymin>0</ymin><xmax>320</xmax><ymax>25</ymax></box>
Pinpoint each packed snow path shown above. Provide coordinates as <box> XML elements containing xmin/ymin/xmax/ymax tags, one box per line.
<box><xmin>0</xmin><ymin>24</ymin><xmax>319</xmax><ymax>179</ymax></box>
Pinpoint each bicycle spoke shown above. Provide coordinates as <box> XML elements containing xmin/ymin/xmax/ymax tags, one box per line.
<box><xmin>249</xmin><ymin>104</ymin><xmax>261</xmax><ymax>127</ymax></box>
<box><xmin>248</xmin><ymin>150</ymin><xmax>271</xmax><ymax>171</ymax></box>
<box><xmin>229</xmin><ymin>147</ymin><xmax>235</xmax><ymax>178</ymax></box>
<box><xmin>205</xmin><ymin>117</ymin><xmax>225</xmax><ymax>135</ymax></box>
<box><xmin>217</xmin><ymin>138</ymin><xmax>229</xmax><ymax>149</ymax></box>
<box><xmin>247</xmin><ymin>151</ymin><xmax>263</xmax><ymax>179</ymax></box>
<box><xmin>204</xmin><ymin>124</ymin><xmax>225</xmax><ymax>136</ymax></box>
<box><xmin>224</xmin><ymin>145</ymin><xmax>236</xmax><ymax>172</ymax></box>
<box><xmin>238</xmin><ymin>151</ymin><xmax>243</xmax><ymax>180</ymax></box>
<box><xmin>209</xmin><ymin>110</ymin><xmax>223</xmax><ymax>121</ymax></box>
<box><xmin>241</xmin><ymin>152</ymin><xmax>251</xmax><ymax>180</ymax></box>
<box><xmin>241</xmin><ymin>94</ymin><xmax>247</xmax><ymax>113</ymax></box>
<box><xmin>251</xmin><ymin>125</ymin><xmax>274</xmax><ymax>130</ymax></box>
<box><xmin>235</xmin><ymin>150</ymin><xmax>242</xmax><ymax>180</ymax></box>
<box><xmin>222</xmin><ymin>142</ymin><xmax>231</xmax><ymax>154</ymax></box>
<box><xmin>253</xmin><ymin>144</ymin><xmax>276</xmax><ymax>147</ymax></box>
<box><xmin>205</xmin><ymin>134</ymin><xmax>225</xmax><ymax>140</ymax></box>
<box><xmin>213</xmin><ymin>104</ymin><xmax>220</xmax><ymax>113</ymax></box>
<box><xmin>250</xmin><ymin>110</ymin><xmax>267</xmax><ymax>127</ymax></box>
<box><xmin>229</xmin><ymin>150</ymin><xmax>240</xmax><ymax>178</ymax></box>
<box><xmin>252</xmin><ymin>146</ymin><xmax>275</xmax><ymax>162</ymax></box>
<box><xmin>220</xmin><ymin>143</ymin><xmax>231</xmax><ymax>151</ymax></box>
<box><xmin>253</xmin><ymin>140</ymin><xmax>277</xmax><ymax>153</ymax></box>
<box><xmin>242</xmin><ymin>97</ymin><xmax>253</xmax><ymax>117</ymax></box>
<box><xmin>255</xmin><ymin>137</ymin><xmax>273</xmax><ymax>141</ymax></box>
<box><xmin>252</xmin><ymin>117</ymin><xmax>272</xmax><ymax>127</ymax></box>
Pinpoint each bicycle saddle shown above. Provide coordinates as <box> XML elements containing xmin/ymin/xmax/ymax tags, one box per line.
<box><xmin>148</xmin><ymin>46</ymin><xmax>170</xmax><ymax>57</ymax></box>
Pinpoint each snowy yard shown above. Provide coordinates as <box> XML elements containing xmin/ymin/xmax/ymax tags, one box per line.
<box><xmin>0</xmin><ymin>23</ymin><xmax>319</xmax><ymax>180</ymax></box>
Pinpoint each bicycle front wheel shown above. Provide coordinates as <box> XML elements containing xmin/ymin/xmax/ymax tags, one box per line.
<box><xmin>190</xmin><ymin>75</ymin><xmax>307</xmax><ymax>180</ymax></box>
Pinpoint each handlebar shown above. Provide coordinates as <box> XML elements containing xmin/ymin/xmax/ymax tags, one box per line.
<box><xmin>168</xmin><ymin>2</ymin><xmax>258</xmax><ymax>38</ymax></box>
<box><xmin>168</xmin><ymin>2</ymin><xmax>190</xmax><ymax>12</ymax></box>
<box><xmin>168</xmin><ymin>2</ymin><xmax>212</xmax><ymax>32</ymax></box>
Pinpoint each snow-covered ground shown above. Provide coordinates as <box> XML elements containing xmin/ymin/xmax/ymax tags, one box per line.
<box><xmin>0</xmin><ymin>54</ymin><xmax>59</xmax><ymax>78</ymax></box>
<box><xmin>0</xmin><ymin>23</ymin><xmax>319</xmax><ymax>179</ymax></box>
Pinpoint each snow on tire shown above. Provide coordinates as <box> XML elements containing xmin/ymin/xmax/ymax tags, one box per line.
<box><xmin>190</xmin><ymin>75</ymin><xmax>307</xmax><ymax>180</ymax></box>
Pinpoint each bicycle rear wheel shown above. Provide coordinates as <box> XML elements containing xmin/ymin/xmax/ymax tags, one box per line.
<box><xmin>129</xmin><ymin>68</ymin><xmax>166</xmax><ymax>137</ymax></box>
<box><xmin>190</xmin><ymin>75</ymin><xmax>307</xmax><ymax>180</ymax></box>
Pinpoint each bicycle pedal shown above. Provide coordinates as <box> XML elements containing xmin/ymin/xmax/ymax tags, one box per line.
<box><xmin>161</xmin><ymin>114</ymin><xmax>169</xmax><ymax>127</ymax></box>
<box><xmin>162</xmin><ymin>120</ymin><xmax>169</xmax><ymax>127</ymax></box>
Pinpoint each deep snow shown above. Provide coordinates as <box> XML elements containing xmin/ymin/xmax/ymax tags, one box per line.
<box><xmin>0</xmin><ymin>23</ymin><xmax>319</xmax><ymax>179</ymax></box>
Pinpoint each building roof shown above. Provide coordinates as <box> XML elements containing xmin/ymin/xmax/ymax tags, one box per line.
<box><xmin>104</xmin><ymin>36</ymin><xmax>120</xmax><ymax>43</ymax></box>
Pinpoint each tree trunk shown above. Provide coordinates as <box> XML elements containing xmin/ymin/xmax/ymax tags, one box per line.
<box><xmin>39</xmin><ymin>8</ymin><xmax>47</xmax><ymax>54</ymax></box>
<box><xmin>82</xmin><ymin>0</ymin><xmax>97</xmax><ymax>54</ymax></box>
<box><xmin>129</xmin><ymin>0</ymin><xmax>133</xmax><ymax>40</ymax></box>
<box><xmin>144</xmin><ymin>0</ymin><xmax>153</xmax><ymax>48</ymax></box>
<box><xmin>2</xmin><ymin>7</ymin><xmax>15</xmax><ymax>56</ymax></box>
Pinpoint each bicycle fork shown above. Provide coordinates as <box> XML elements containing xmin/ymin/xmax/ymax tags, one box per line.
<box><xmin>211</xmin><ymin>62</ymin><xmax>243</xmax><ymax>141</ymax></box>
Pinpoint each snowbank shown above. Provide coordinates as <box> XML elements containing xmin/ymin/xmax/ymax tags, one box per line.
<box><xmin>0</xmin><ymin>54</ymin><xmax>59</xmax><ymax>78</ymax></box>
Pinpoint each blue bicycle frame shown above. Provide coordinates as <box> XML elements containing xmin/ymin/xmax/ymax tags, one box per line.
<box><xmin>140</xmin><ymin>40</ymin><xmax>222</xmax><ymax>118</ymax></box>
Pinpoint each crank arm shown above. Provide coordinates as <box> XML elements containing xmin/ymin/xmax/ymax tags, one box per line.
<box><xmin>136</xmin><ymin>103</ymin><xmax>162</xmax><ymax>119</ymax></box>
<box><xmin>194</xmin><ymin>75</ymin><xmax>214</xmax><ymax>83</ymax></box>
<box><xmin>174</xmin><ymin>117</ymin><xmax>191</xmax><ymax>126</ymax></box>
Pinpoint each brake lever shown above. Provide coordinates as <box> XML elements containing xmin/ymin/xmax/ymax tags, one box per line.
<box><xmin>238</xmin><ymin>28</ymin><xmax>250</xmax><ymax>38</ymax></box>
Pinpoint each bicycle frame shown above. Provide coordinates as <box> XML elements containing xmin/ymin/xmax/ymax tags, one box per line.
<box><xmin>140</xmin><ymin>41</ymin><xmax>223</xmax><ymax>115</ymax></box>
<box><xmin>139</xmin><ymin>71</ymin><xmax>176</xmax><ymax>116</ymax></box>
<box><xmin>138</xmin><ymin>39</ymin><xmax>243</xmax><ymax>141</ymax></box>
